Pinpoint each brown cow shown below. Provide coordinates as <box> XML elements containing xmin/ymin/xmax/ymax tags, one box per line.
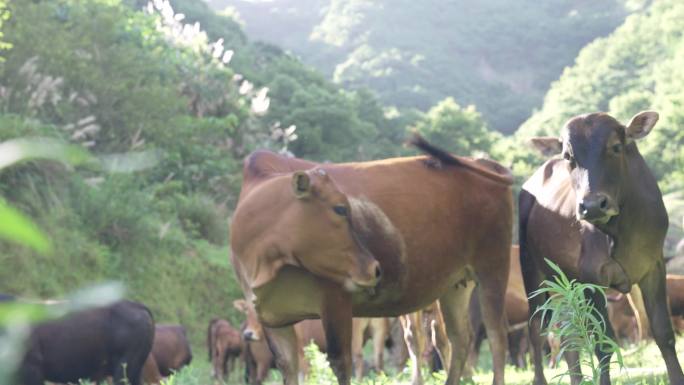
<box><xmin>17</xmin><ymin>300</ymin><xmax>154</xmax><ymax>385</ymax></box>
<box><xmin>207</xmin><ymin>318</ymin><xmax>243</xmax><ymax>380</ymax></box>
<box><xmin>520</xmin><ymin>111</ymin><xmax>683</xmax><ymax>385</ymax></box>
<box><xmin>141</xmin><ymin>324</ymin><xmax>192</xmax><ymax>384</ymax></box>
<box><xmin>230</xmin><ymin>134</ymin><xmax>513</xmax><ymax>385</ymax></box>
<box><xmin>468</xmin><ymin>245</ymin><xmax>530</xmax><ymax>372</ymax></box>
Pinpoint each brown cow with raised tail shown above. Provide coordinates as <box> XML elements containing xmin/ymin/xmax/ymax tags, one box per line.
<box><xmin>230</xmin><ymin>134</ymin><xmax>513</xmax><ymax>385</ymax></box>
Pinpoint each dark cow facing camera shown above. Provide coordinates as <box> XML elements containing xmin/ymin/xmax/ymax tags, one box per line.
<box><xmin>16</xmin><ymin>300</ymin><xmax>154</xmax><ymax>385</ymax></box>
<box><xmin>520</xmin><ymin>111</ymin><xmax>683</xmax><ymax>385</ymax></box>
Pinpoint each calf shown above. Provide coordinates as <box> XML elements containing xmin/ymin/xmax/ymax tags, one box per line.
<box><xmin>520</xmin><ymin>111</ymin><xmax>683</xmax><ymax>385</ymax></box>
<box><xmin>207</xmin><ymin>318</ymin><xmax>243</xmax><ymax>380</ymax></box>
<box><xmin>234</xmin><ymin>299</ymin><xmax>329</xmax><ymax>381</ymax></box>
<box><xmin>17</xmin><ymin>300</ymin><xmax>154</xmax><ymax>385</ymax></box>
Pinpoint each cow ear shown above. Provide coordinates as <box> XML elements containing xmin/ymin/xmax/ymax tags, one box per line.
<box><xmin>625</xmin><ymin>111</ymin><xmax>658</xmax><ymax>141</ymax></box>
<box><xmin>233</xmin><ymin>299</ymin><xmax>247</xmax><ymax>313</ymax></box>
<box><xmin>530</xmin><ymin>137</ymin><xmax>562</xmax><ymax>157</ymax></box>
<box><xmin>292</xmin><ymin>171</ymin><xmax>311</xmax><ymax>199</ymax></box>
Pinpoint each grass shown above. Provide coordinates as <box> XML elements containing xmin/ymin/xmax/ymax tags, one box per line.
<box><xmin>153</xmin><ymin>336</ymin><xmax>680</xmax><ymax>385</ymax></box>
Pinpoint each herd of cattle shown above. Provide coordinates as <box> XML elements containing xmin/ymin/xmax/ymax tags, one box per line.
<box><xmin>6</xmin><ymin>110</ymin><xmax>684</xmax><ymax>385</ymax></box>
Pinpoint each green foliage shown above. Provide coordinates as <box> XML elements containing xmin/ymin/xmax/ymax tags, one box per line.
<box><xmin>531</xmin><ymin>260</ymin><xmax>623</xmax><ymax>385</ymax></box>
<box><xmin>412</xmin><ymin>97</ymin><xmax>500</xmax><ymax>156</ymax></box>
<box><xmin>214</xmin><ymin>0</ymin><xmax>629</xmax><ymax>133</ymax></box>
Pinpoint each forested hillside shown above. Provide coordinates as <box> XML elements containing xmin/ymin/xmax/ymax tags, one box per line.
<box><xmin>518</xmin><ymin>0</ymin><xmax>684</xmax><ymax>255</ymax></box>
<box><xmin>209</xmin><ymin>0</ymin><xmax>631</xmax><ymax>133</ymax></box>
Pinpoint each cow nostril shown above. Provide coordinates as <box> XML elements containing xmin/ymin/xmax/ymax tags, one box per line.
<box><xmin>578</xmin><ymin>202</ymin><xmax>587</xmax><ymax>214</ymax></box>
<box><xmin>374</xmin><ymin>265</ymin><xmax>382</xmax><ymax>280</ymax></box>
<box><xmin>599</xmin><ymin>196</ymin><xmax>608</xmax><ymax>210</ymax></box>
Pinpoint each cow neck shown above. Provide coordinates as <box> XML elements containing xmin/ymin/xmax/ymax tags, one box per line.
<box><xmin>600</xmin><ymin>150</ymin><xmax>667</xmax><ymax>279</ymax></box>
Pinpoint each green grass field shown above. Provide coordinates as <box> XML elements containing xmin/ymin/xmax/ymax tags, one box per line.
<box><xmin>158</xmin><ymin>336</ymin><xmax>681</xmax><ymax>385</ymax></box>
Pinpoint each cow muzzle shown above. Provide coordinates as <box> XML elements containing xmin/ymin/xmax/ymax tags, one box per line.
<box><xmin>346</xmin><ymin>260</ymin><xmax>382</xmax><ymax>291</ymax></box>
<box><xmin>578</xmin><ymin>193</ymin><xmax>619</xmax><ymax>224</ymax></box>
<box><xmin>243</xmin><ymin>329</ymin><xmax>260</xmax><ymax>341</ymax></box>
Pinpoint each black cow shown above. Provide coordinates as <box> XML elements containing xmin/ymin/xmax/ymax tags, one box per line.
<box><xmin>520</xmin><ymin>111</ymin><xmax>684</xmax><ymax>385</ymax></box>
<box><xmin>16</xmin><ymin>300</ymin><xmax>155</xmax><ymax>385</ymax></box>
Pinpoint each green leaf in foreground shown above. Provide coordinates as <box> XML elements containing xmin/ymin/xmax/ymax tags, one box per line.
<box><xmin>0</xmin><ymin>137</ymin><xmax>93</xmax><ymax>170</ymax></box>
<box><xmin>0</xmin><ymin>199</ymin><xmax>50</xmax><ymax>253</ymax></box>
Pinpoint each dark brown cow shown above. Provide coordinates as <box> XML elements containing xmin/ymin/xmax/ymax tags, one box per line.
<box><xmin>17</xmin><ymin>300</ymin><xmax>154</xmax><ymax>385</ymax></box>
<box><xmin>207</xmin><ymin>318</ymin><xmax>243</xmax><ymax>380</ymax></box>
<box><xmin>520</xmin><ymin>111</ymin><xmax>683</xmax><ymax>385</ymax></box>
<box><xmin>230</xmin><ymin>135</ymin><xmax>513</xmax><ymax>385</ymax></box>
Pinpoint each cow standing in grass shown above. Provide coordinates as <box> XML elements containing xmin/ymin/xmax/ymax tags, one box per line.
<box><xmin>230</xmin><ymin>135</ymin><xmax>513</xmax><ymax>385</ymax></box>
<box><xmin>520</xmin><ymin>111</ymin><xmax>684</xmax><ymax>385</ymax></box>
<box><xmin>16</xmin><ymin>300</ymin><xmax>154</xmax><ymax>385</ymax></box>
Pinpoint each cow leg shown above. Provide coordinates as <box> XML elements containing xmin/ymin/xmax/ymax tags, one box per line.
<box><xmin>439</xmin><ymin>280</ymin><xmax>475</xmax><ymax>385</ymax></box>
<box><xmin>142</xmin><ymin>354</ymin><xmax>162</xmax><ymax>385</ymax></box>
<box><xmin>372</xmin><ymin>319</ymin><xmax>387</xmax><ymax>373</ymax></box>
<box><xmin>430</xmin><ymin>302</ymin><xmax>451</xmax><ymax>374</ymax></box>
<box><xmin>256</xmin><ymin>360</ymin><xmax>269</xmax><ymax>385</ymax></box>
<box><xmin>212</xmin><ymin>344</ymin><xmax>225</xmax><ymax>379</ymax></box>
<box><xmin>588</xmin><ymin>290</ymin><xmax>615</xmax><ymax>385</ymax></box>
<box><xmin>351</xmin><ymin>318</ymin><xmax>366</xmax><ymax>379</ymax></box>
<box><xmin>264</xmin><ymin>325</ymin><xmax>300</xmax><ymax>385</ymax></box>
<box><xmin>17</xmin><ymin>364</ymin><xmax>44</xmax><ymax>385</ymax></box>
<box><xmin>400</xmin><ymin>311</ymin><xmax>426</xmax><ymax>385</ymax></box>
<box><xmin>561</xmin><ymin>342</ymin><xmax>581</xmax><ymax>385</ymax></box>
<box><xmin>113</xmin><ymin>340</ymin><xmax>151</xmax><ymax>385</ymax></box>
<box><xmin>321</xmin><ymin>287</ymin><xmax>353</xmax><ymax>385</ymax></box>
<box><xmin>640</xmin><ymin>262</ymin><xmax>684</xmax><ymax>385</ymax></box>
<box><xmin>477</xmin><ymin>272</ymin><xmax>509</xmax><ymax>385</ymax></box>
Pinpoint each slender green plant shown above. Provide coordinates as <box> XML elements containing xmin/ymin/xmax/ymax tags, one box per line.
<box><xmin>530</xmin><ymin>259</ymin><xmax>624</xmax><ymax>385</ymax></box>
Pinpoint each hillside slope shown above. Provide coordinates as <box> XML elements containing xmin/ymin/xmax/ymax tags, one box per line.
<box><xmin>208</xmin><ymin>0</ymin><xmax>629</xmax><ymax>133</ymax></box>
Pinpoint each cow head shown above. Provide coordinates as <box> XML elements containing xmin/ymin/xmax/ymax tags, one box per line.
<box><xmin>288</xmin><ymin>168</ymin><xmax>382</xmax><ymax>289</ymax></box>
<box><xmin>234</xmin><ymin>299</ymin><xmax>263</xmax><ymax>341</ymax></box>
<box><xmin>532</xmin><ymin>111</ymin><xmax>659</xmax><ymax>226</ymax></box>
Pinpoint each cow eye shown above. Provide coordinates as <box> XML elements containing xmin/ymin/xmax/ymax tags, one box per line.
<box><xmin>333</xmin><ymin>205</ymin><xmax>348</xmax><ymax>217</ymax></box>
<box><xmin>563</xmin><ymin>152</ymin><xmax>576</xmax><ymax>169</ymax></box>
<box><xmin>612</xmin><ymin>143</ymin><xmax>622</xmax><ymax>154</ymax></box>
